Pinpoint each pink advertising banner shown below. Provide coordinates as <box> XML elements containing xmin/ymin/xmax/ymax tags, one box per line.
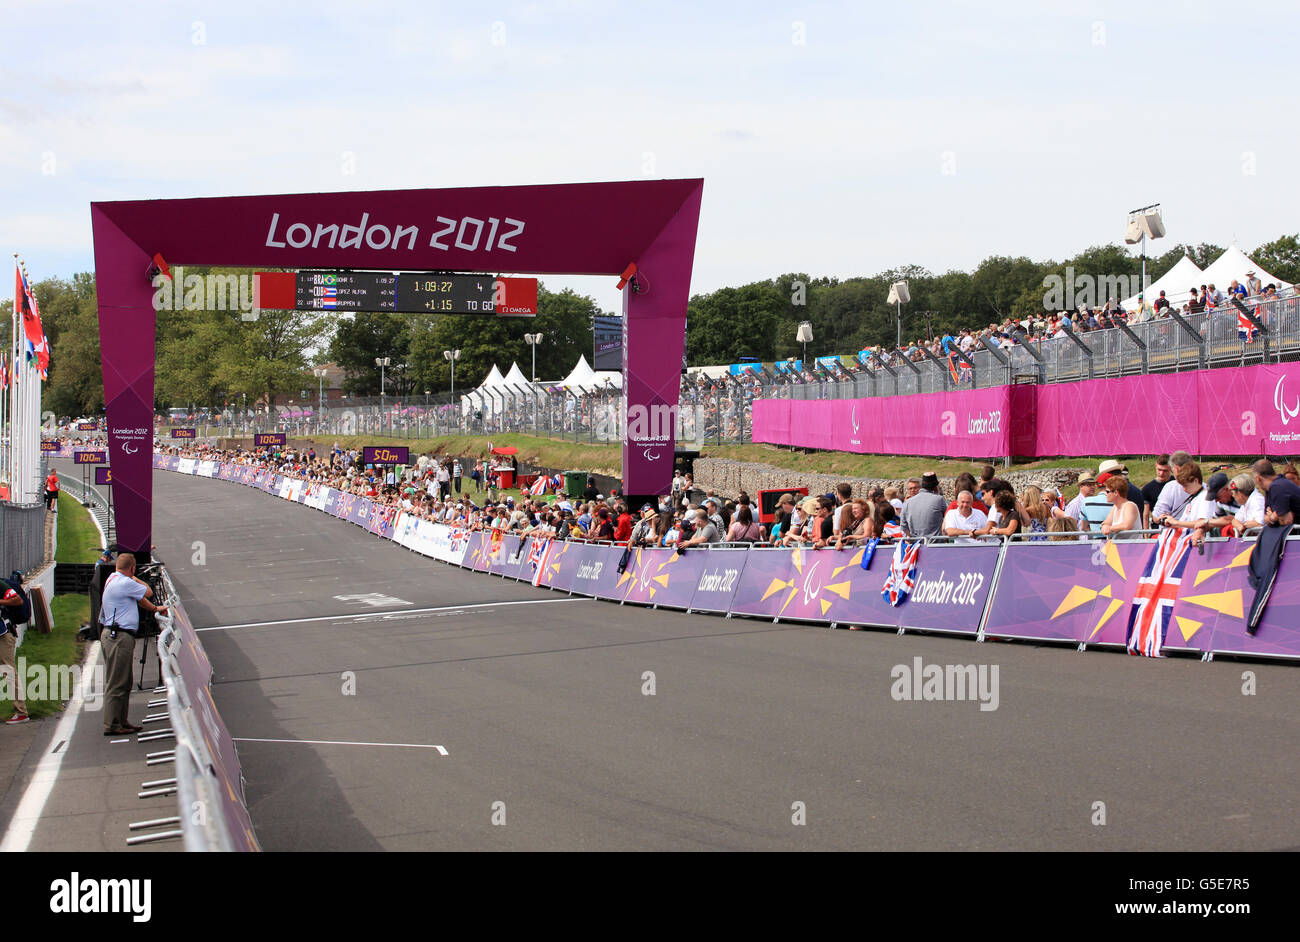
<box><xmin>754</xmin><ymin>361</ymin><xmax>1300</xmax><ymax>460</ymax></box>
<box><xmin>753</xmin><ymin>385</ymin><xmax>1012</xmax><ymax>458</ymax></box>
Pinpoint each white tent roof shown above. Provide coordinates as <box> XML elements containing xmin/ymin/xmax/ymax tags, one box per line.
<box><xmin>1123</xmin><ymin>255</ymin><xmax>1203</xmax><ymax>310</ymax></box>
<box><xmin>480</xmin><ymin>364</ymin><xmax>506</xmax><ymax>388</ymax></box>
<box><xmin>502</xmin><ymin>362</ymin><xmax>531</xmax><ymax>387</ymax></box>
<box><xmin>1198</xmin><ymin>245</ymin><xmax>1292</xmax><ymax>296</ymax></box>
<box><xmin>553</xmin><ymin>354</ymin><xmax>621</xmax><ymax>390</ymax></box>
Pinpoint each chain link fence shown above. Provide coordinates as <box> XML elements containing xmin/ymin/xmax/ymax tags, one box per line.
<box><xmin>154</xmin><ymin>296</ymin><xmax>1300</xmax><ymax>449</ymax></box>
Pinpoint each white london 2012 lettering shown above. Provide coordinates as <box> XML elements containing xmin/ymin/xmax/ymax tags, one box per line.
<box><xmin>265</xmin><ymin>212</ymin><xmax>524</xmax><ymax>253</ymax></box>
<box><xmin>911</xmin><ymin>570</ymin><xmax>985</xmax><ymax>606</ymax></box>
<box><xmin>966</xmin><ymin>412</ymin><xmax>1001</xmax><ymax>435</ymax></box>
<box><xmin>575</xmin><ymin>561</ymin><xmax>603</xmax><ymax>581</ymax></box>
<box><xmin>696</xmin><ymin>568</ymin><xmax>738</xmax><ymax>593</ymax></box>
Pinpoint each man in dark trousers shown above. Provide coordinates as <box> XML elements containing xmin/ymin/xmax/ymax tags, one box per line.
<box><xmin>98</xmin><ymin>554</ymin><xmax>168</xmax><ymax>736</ymax></box>
<box><xmin>1246</xmin><ymin>459</ymin><xmax>1300</xmax><ymax>632</ymax></box>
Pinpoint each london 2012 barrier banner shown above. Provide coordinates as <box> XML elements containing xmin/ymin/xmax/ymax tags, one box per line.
<box><xmin>153</xmin><ymin>456</ymin><xmax>1300</xmax><ymax>662</ymax></box>
<box><xmin>753</xmin><ymin>360</ymin><xmax>1300</xmax><ymax>459</ymax></box>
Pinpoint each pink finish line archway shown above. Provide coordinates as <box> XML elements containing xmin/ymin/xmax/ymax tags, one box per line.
<box><xmin>92</xmin><ymin>179</ymin><xmax>704</xmax><ymax>556</ymax></box>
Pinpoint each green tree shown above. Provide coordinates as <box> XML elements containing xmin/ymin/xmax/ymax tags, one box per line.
<box><xmin>1252</xmin><ymin>234</ymin><xmax>1300</xmax><ymax>285</ymax></box>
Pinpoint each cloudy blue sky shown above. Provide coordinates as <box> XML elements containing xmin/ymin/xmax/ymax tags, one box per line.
<box><xmin>3</xmin><ymin>0</ymin><xmax>1296</xmax><ymax>313</ymax></box>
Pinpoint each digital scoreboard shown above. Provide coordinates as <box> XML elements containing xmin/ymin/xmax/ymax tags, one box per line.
<box><xmin>295</xmin><ymin>271</ymin><xmax>396</xmax><ymax>311</ymax></box>
<box><xmin>272</xmin><ymin>271</ymin><xmax>537</xmax><ymax>316</ymax></box>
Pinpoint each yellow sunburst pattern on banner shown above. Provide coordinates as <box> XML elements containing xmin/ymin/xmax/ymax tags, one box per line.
<box><xmin>759</xmin><ymin>546</ymin><xmax>855</xmax><ymax>617</ymax></box>
<box><xmin>615</xmin><ymin>548</ymin><xmax>680</xmax><ymax>600</ymax></box>
<box><xmin>1049</xmin><ymin>542</ymin><xmax>1247</xmax><ymax>643</ymax></box>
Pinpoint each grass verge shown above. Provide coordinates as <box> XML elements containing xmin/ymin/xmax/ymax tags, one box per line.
<box><xmin>1</xmin><ymin>496</ymin><xmax>96</xmax><ymax>721</ymax></box>
<box><xmin>57</xmin><ymin>490</ymin><xmax>104</xmax><ymax>563</ymax></box>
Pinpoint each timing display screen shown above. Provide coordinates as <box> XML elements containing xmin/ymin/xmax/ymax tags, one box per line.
<box><xmin>288</xmin><ymin>271</ymin><xmax>536</xmax><ymax>316</ymax></box>
<box><xmin>295</xmin><ymin>271</ymin><xmax>396</xmax><ymax>311</ymax></box>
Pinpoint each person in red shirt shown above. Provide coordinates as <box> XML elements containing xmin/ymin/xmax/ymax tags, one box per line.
<box><xmin>44</xmin><ymin>471</ymin><xmax>59</xmax><ymax>512</ymax></box>
<box><xmin>613</xmin><ymin>502</ymin><xmax>633</xmax><ymax>543</ymax></box>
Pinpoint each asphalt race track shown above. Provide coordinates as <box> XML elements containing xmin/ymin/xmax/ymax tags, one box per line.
<box><xmin>151</xmin><ymin>469</ymin><xmax>1300</xmax><ymax>851</ymax></box>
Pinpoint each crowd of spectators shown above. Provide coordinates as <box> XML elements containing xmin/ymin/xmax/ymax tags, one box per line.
<box><xmin>154</xmin><ymin>438</ymin><xmax>1300</xmax><ymax>553</ymax></box>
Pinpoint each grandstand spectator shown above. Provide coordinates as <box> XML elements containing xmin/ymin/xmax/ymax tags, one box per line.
<box><xmin>902</xmin><ymin>473</ymin><xmax>947</xmax><ymax>538</ymax></box>
<box><xmin>1284</xmin><ymin>462</ymin><xmax>1300</xmax><ymax>486</ymax></box>
<box><xmin>726</xmin><ymin>505</ymin><xmax>765</xmax><ymax>543</ymax></box>
<box><xmin>884</xmin><ymin>486</ymin><xmax>903</xmax><ymax>512</ymax></box>
<box><xmin>1229</xmin><ymin>279</ymin><xmax>1246</xmax><ymax>299</ymax></box>
<box><xmin>1230</xmin><ymin>473</ymin><xmax>1265</xmax><ymax>535</ymax></box>
<box><xmin>903</xmin><ymin>478</ymin><xmax>921</xmax><ymax>502</ymax></box>
<box><xmin>1188</xmin><ymin>290</ymin><xmax>1205</xmax><ymax>314</ymax></box>
<box><xmin>1246</xmin><ymin>272</ymin><xmax>1262</xmax><ymax>297</ymax></box>
<box><xmin>1154</xmin><ymin>291</ymin><xmax>1170</xmax><ymax>314</ymax></box>
<box><xmin>1252</xmin><ymin>459</ymin><xmax>1300</xmax><ymax>529</ymax></box>
<box><xmin>943</xmin><ymin>490</ymin><xmax>987</xmax><ymax>543</ymax></box>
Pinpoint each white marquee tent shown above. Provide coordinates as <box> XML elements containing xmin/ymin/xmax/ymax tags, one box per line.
<box><xmin>556</xmin><ymin>354</ymin><xmax>622</xmax><ymax>391</ymax></box>
<box><xmin>1197</xmin><ymin>244</ymin><xmax>1292</xmax><ymax>296</ymax></box>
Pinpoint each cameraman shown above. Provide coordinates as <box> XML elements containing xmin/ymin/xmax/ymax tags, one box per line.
<box><xmin>99</xmin><ymin>554</ymin><xmax>168</xmax><ymax>736</ymax></box>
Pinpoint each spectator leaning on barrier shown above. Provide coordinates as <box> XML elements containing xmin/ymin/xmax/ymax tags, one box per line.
<box><xmin>1151</xmin><ymin>450</ymin><xmax>1195</xmax><ymax>526</ymax></box>
<box><xmin>902</xmin><ymin>472</ymin><xmax>947</xmax><ymax>538</ymax></box>
<box><xmin>834</xmin><ymin>498</ymin><xmax>874</xmax><ymax>550</ymax></box>
<box><xmin>1099</xmin><ymin>474</ymin><xmax>1140</xmax><ymax>538</ymax></box>
<box><xmin>943</xmin><ymin>490</ymin><xmax>988</xmax><ymax>543</ymax></box>
<box><xmin>1231</xmin><ymin>473</ymin><xmax>1266</xmax><ymax>535</ymax></box>
<box><xmin>1141</xmin><ymin>454</ymin><xmax>1173</xmax><ymax>529</ymax></box>
<box><xmin>978</xmin><ymin>491</ymin><xmax>1020</xmax><ymax>538</ymax></box>
<box><xmin>726</xmin><ymin>504</ymin><xmax>765</xmax><ymax>543</ymax></box>
<box><xmin>1252</xmin><ymin>459</ymin><xmax>1300</xmax><ymax>529</ymax></box>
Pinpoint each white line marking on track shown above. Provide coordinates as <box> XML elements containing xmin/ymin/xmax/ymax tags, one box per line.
<box><xmin>0</xmin><ymin>642</ymin><xmax>102</xmax><ymax>853</ymax></box>
<box><xmin>195</xmin><ymin>597</ymin><xmax>592</xmax><ymax>632</ymax></box>
<box><xmin>234</xmin><ymin>737</ymin><xmax>448</xmax><ymax>754</ymax></box>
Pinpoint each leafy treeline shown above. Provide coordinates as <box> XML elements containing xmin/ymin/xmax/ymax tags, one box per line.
<box><xmin>12</xmin><ymin>234</ymin><xmax>1299</xmax><ymax>414</ymax></box>
<box><xmin>685</xmin><ymin>236</ymin><xmax>1300</xmax><ymax>366</ymax></box>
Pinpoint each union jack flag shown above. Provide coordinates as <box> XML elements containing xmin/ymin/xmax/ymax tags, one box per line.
<box><xmin>1237</xmin><ymin>308</ymin><xmax>1259</xmax><ymax>343</ymax></box>
<box><xmin>528</xmin><ymin>475</ymin><xmax>548</xmax><ymax>496</ymax></box>
<box><xmin>947</xmin><ymin>352</ymin><xmax>972</xmax><ymax>384</ymax></box>
<box><xmin>881</xmin><ymin>521</ymin><xmax>905</xmax><ymax>539</ymax></box>
<box><xmin>881</xmin><ymin>539</ymin><xmax>921</xmax><ymax>607</ymax></box>
<box><xmin>1126</xmin><ymin>526</ymin><xmax>1195</xmax><ymax>657</ymax></box>
<box><xmin>528</xmin><ymin>538</ymin><xmax>554</xmax><ymax>586</ymax></box>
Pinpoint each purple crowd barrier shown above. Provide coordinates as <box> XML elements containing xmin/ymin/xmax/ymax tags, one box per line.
<box><xmin>156</xmin><ymin>568</ymin><xmax>261</xmax><ymax>851</ymax></box>
<box><xmin>152</xmin><ymin>456</ymin><xmax>1300</xmax><ymax>662</ymax></box>
<box><xmin>753</xmin><ymin>360</ymin><xmax>1300</xmax><ymax>459</ymax></box>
